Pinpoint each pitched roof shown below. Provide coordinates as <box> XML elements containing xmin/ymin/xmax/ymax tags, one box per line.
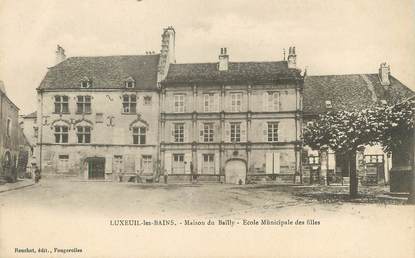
<box><xmin>303</xmin><ymin>74</ymin><xmax>415</xmax><ymax>115</ymax></box>
<box><xmin>38</xmin><ymin>55</ymin><xmax>160</xmax><ymax>90</ymax></box>
<box><xmin>0</xmin><ymin>80</ymin><xmax>6</xmax><ymax>94</ymax></box>
<box><xmin>164</xmin><ymin>61</ymin><xmax>301</xmax><ymax>84</ymax></box>
<box><xmin>23</xmin><ymin>111</ymin><xmax>37</xmax><ymax>118</ymax></box>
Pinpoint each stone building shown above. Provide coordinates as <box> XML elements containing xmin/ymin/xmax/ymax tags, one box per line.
<box><xmin>35</xmin><ymin>31</ymin><xmax>176</xmax><ymax>180</ymax></box>
<box><xmin>0</xmin><ymin>81</ymin><xmax>22</xmax><ymax>182</ymax></box>
<box><xmin>302</xmin><ymin>64</ymin><xmax>414</xmax><ymax>184</ymax></box>
<box><xmin>20</xmin><ymin>111</ymin><xmax>38</xmax><ymax>151</ymax></box>
<box><xmin>160</xmin><ymin>46</ymin><xmax>304</xmax><ymax>183</ymax></box>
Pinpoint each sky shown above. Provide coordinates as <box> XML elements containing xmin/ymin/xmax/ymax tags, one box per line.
<box><xmin>0</xmin><ymin>0</ymin><xmax>414</xmax><ymax>114</ymax></box>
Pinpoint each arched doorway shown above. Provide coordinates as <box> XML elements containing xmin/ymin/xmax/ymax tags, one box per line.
<box><xmin>225</xmin><ymin>159</ymin><xmax>247</xmax><ymax>184</ymax></box>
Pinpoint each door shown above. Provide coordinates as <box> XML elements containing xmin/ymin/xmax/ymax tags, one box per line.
<box><xmin>225</xmin><ymin>159</ymin><xmax>246</xmax><ymax>184</ymax></box>
<box><xmin>88</xmin><ymin>158</ymin><xmax>105</xmax><ymax>179</ymax></box>
<box><xmin>202</xmin><ymin>154</ymin><xmax>215</xmax><ymax>174</ymax></box>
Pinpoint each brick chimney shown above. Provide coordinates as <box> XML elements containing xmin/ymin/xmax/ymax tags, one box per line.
<box><xmin>218</xmin><ymin>47</ymin><xmax>229</xmax><ymax>71</ymax></box>
<box><xmin>379</xmin><ymin>62</ymin><xmax>391</xmax><ymax>86</ymax></box>
<box><xmin>55</xmin><ymin>45</ymin><xmax>66</xmax><ymax>65</ymax></box>
<box><xmin>287</xmin><ymin>46</ymin><xmax>296</xmax><ymax>69</ymax></box>
<box><xmin>157</xmin><ymin>26</ymin><xmax>176</xmax><ymax>84</ymax></box>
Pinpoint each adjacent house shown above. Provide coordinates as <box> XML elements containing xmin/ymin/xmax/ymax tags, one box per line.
<box><xmin>160</xmin><ymin>46</ymin><xmax>303</xmax><ymax>183</ymax></box>
<box><xmin>302</xmin><ymin>64</ymin><xmax>414</xmax><ymax>185</ymax></box>
<box><xmin>0</xmin><ymin>81</ymin><xmax>22</xmax><ymax>182</ymax></box>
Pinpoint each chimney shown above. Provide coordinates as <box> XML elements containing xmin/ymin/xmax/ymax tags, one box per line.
<box><xmin>157</xmin><ymin>26</ymin><xmax>176</xmax><ymax>84</ymax></box>
<box><xmin>55</xmin><ymin>45</ymin><xmax>66</xmax><ymax>65</ymax></box>
<box><xmin>218</xmin><ymin>47</ymin><xmax>229</xmax><ymax>71</ymax></box>
<box><xmin>287</xmin><ymin>46</ymin><xmax>296</xmax><ymax>69</ymax></box>
<box><xmin>379</xmin><ymin>62</ymin><xmax>391</xmax><ymax>86</ymax></box>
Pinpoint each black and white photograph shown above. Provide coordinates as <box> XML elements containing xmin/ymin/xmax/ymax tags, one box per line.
<box><xmin>0</xmin><ymin>0</ymin><xmax>414</xmax><ymax>257</ymax></box>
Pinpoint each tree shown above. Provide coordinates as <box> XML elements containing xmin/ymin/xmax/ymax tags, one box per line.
<box><xmin>304</xmin><ymin>99</ymin><xmax>414</xmax><ymax>199</ymax></box>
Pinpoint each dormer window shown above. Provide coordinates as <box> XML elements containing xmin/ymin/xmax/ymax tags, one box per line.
<box><xmin>124</xmin><ymin>77</ymin><xmax>136</xmax><ymax>88</ymax></box>
<box><xmin>80</xmin><ymin>78</ymin><xmax>92</xmax><ymax>88</ymax></box>
<box><xmin>325</xmin><ymin>100</ymin><xmax>332</xmax><ymax>109</ymax></box>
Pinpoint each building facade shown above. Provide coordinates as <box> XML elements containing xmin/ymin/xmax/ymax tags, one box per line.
<box><xmin>0</xmin><ymin>81</ymin><xmax>21</xmax><ymax>182</ymax></box>
<box><xmin>302</xmin><ymin>64</ymin><xmax>414</xmax><ymax>185</ymax></box>
<box><xmin>160</xmin><ymin>47</ymin><xmax>304</xmax><ymax>183</ymax></box>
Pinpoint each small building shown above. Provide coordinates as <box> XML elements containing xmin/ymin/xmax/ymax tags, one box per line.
<box><xmin>0</xmin><ymin>81</ymin><xmax>21</xmax><ymax>182</ymax></box>
<box><xmin>302</xmin><ymin>64</ymin><xmax>414</xmax><ymax>184</ymax></box>
<box><xmin>20</xmin><ymin>111</ymin><xmax>38</xmax><ymax>151</ymax></box>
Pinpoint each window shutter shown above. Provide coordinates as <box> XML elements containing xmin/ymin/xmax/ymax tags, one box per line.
<box><xmin>164</xmin><ymin>153</ymin><xmax>172</xmax><ymax>175</ymax></box>
<box><xmin>197</xmin><ymin>152</ymin><xmax>203</xmax><ymax>174</ymax></box>
<box><xmin>214</xmin><ymin>123</ymin><xmax>220</xmax><ymax>142</ymax></box>
<box><xmin>277</xmin><ymin>92</ymin><xmax>281</xmax><ymax>111</ymax></box>
<box><xmin>265</xmin><ymin>152</ymin><xmax>273</xmax><ymax>174</ymax></box>
<box><xmin>105</xmin><ymin>155</ymin><xmax>112</xmax><ymax>174</ymax></box>
<box><xmin>242</xmin><ymin>93</ymin><xmax>247</xmax><ymax>112</ymax></box>
<box><xmin>199</xmin><ymin>122</ymin><xmax>204</xmax><ymax>142</ymax></box>
<box><xmin>199</xmin><ymin>94</ymin><xmax>204</xmax><ymax>112</ymax></box>
<box><xmin>240</xmin><ymin>122</ymin><xmax>246</xmax><ymax>142</ymax></box>
<box><xmin>214</xmin><ymin>93</ymin><xmax>219</xmax><ymax>112</ymax></box>
<box><xmin>124</xmin><ymin>154</ymin><xmax>135</xmax><ymax>173</ymax></box>
<box><xmin>135</xmin><ymin>155</ymin><xmax>142</xmax><ymax>174</ymax></box>
<box><xmin>170</xmin><ymin>123</ymin><xmax>174</xmax><ymax>143</ymax></box>
<box><xmin>184</xmin><ymin>94</ymin><xmax>187</xmax><ymax>112</ymax></box>
<box><xmin>224</xmin><ymin>122</ymin><xmax>230</xmax><ymax>142</ymax></box>
<box><xmin>214</xmin><ymin>152</ymin><xmax>220</xmax><ymax>175</ymax></box>
<box><xmin>263</xmin><ymin>122</ymin><xmax>268</xmax><ymax>142</ymax></box>
<box><xmin>263</xmin><ymin>92</ymin><xmax>268</xmax><ymax>111</ymax></box>
<box><xmin>184</xmin><ymin>153</ymin><xmax>192</xmax><ymax>174</ymax></box>
<box><xmin>183</xmin><ymin>123</ymin><xmax>188</xmax><ymax>143</ymax></box>
<box><xmin>273</xmin><ymin>152</ymin><xmax>280</xmax><ymax>174</ymax></box>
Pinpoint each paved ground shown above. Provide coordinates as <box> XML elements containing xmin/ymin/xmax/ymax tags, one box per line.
<box><xmin>0</xmin><ymin>178</ymin><xmax>414</xmax><ymax>258</ymax></box>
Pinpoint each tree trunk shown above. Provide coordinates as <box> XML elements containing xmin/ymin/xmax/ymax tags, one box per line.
<box><xmin>349</xmin><ymin>152</ymin><xmax>358</xmax><ymax>198</ymax></box>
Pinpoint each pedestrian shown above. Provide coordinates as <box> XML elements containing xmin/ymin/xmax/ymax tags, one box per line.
<box><xmin>34</xmin><ymin>166</ymin><xmax>41</xmax><ymax>183</ymax></box>
<box><xmin>163</xmin><ymin>169</ymin><xmax>168</xmax><ymax>184</ymax></box>
<box><xmin>190</xmin><ymin>162</ymin><xmax>197</xmax><ymax>184</ymax></box>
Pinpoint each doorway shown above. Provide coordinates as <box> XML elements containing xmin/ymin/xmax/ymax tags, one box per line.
<box><xmin>87</xmin><ymin>157</ymin><xmax>105</xmax><ymax>180</ymax></box>
<box><xmin>225</xmin><ymin>159</ymin><xmax>246</xmax><ymax>184</ymax></box>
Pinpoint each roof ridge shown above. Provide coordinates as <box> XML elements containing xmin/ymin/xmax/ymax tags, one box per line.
<box><xmin>173</xmin><ymin>60</ymin><xmax>286</xmax><ymax>65</ymax></box>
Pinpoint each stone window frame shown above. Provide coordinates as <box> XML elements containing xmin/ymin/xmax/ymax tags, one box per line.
<box><xmin>203</xmin><ymin>123</ymin><xmax>214</xmax><ymax>142</ymax></box>
<box><xmin>267</xmin><ymin>122</ymin><xmax>279</xmax><ymax>142</ymax></box>
<box><xmin>230</xmin><ymin>92</ymin><xmax>242</xmax><ymax>112</ymax></box>
<box><xmin>76</xmin><ymin>125</ymin><xmax>91</xmax><ymax>144</ymax></box>
<box><xmin>54</xmin><ymin>95</ymin><xmax>69</xmax><ymax>114</ymax></box>
<box><xmin>122</xmin><ymin>94</ymin><xmax>137</xmax><ymax>114</ymax></box>
<box><xmin>267</xmin><ymin>91</ymin><xmax>280</xmax><ymax>111</ymax></box>
<box><xmin>54</xmin><ymin>125</ymin><xmax>69</xmax><ymax>143</ymax></box>
<box><xmin>230</xmin><ymin>122</ymin><xmax>241</xmax><ymax>143</ymax></box>
<box><xmin>173</xmin><ymin>94</ymin><xmax>185</xmax><ymax>113</ymax></box>
<box><xmin>132</xmin><ymin>126</ymin><xmax>146</xmax><ymax>145</ymax></box>
<box><xmin>203</xmin><ymin>93</ymin><xmax>214</xmax><ymax>112</ymax></box>
<box><xmin>173</xmin><ymin>123</ymin><xmax>185</xmax><ymax>143</ymax></box>
<box><xmin>76</xmin><ymin>95</ymin><xmax>92</xmax><ymax>114</ymax></box>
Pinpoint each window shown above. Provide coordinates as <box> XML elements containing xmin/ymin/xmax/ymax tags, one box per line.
<box><xmin>76</xmin><ymin>126</ymin><xmax>91</xmax><ymax>143</ymax></box>
<box><xmin>325</xmin><ymin>100</ymin><xmax>332</xmax><ymax>109</ymax></box>
<box><xmin>54</xmin><ymin>96</ymin><xmax>69</xmax><ymax>113</ymax></box>
<box><xmin>202</xmin><ymin>154</ymin><xmax>215</xmax><ymax>174</ymax></box>
<box><xmin>81</xmin><ymin>80</ymin><xmax>91</xmax><ymax>88</ymax></box>
<box><xmin>144</xmin><ymin>96</ymin><xmax>152</xmax><ymax>105</ymax></box>
<box><xmin>113</xmin><ymin>155</ymin><xmax>123</xmax><ymax>173</ymax></box>
<box><xmin>122</xmin><ymin>94</ymin><xmax>137</xmax><ymax>113</ymax></box>
<box><xmin>230</xmin><ymin>93</ymin><xmax>242</xmax><ymax>112</ymax></box>
<box><xmin>203</xmin><ymin>93</ymin><xmax>214</xmax><ymax>112</ymax></box>
<box><xmin>174</xmin><ymin>94</ymin><xmax>185</xmax><ymax>113</ymax></box>
<box><xmin>76</xmin><ymin>96</ymin><xmax>91</xmax><ymax>114</ymax></box>
<box><xmin>58</xmin><ymin>155</ymin><xmax>69</xmax><ymax>173</ymax></box>
<box><xmin>6</xmin><ymin>118</ymin><xmax>11</xmax><ymax>137</ymax></box>
<box><xmin>34</xmin><ymin>127</ymin><xmax>39</xmax><ymax>138</ymax></box>
<box><xmin>203</xmin><ymin>123</ymin><xmax>214</xmax><ymax>142</ymax></box>
<box><xmin>54</xmin><ymin>125</ymin><xmax>69</xmax><ymax>143</ymax></box>
<box><xmin>172</xmin><ymin>154</ymin><xmax>185</xmax><ymax>174</ymax></box>
<box><xmin>230</xmin><ymin>123</ymin><xmax>241</xmax><ymax>143</ymax></box>
<box><xmin>173</xmin><ymin>123</ymin><xmax>184</xmax><ymax>143</ymax></box>
<box><xmin>267</xmin><ymin>122</ymin><xmax>279</xmax><ymax>142</ymax></box>
<box><xmin>133</xmin><ymin>127</ymin><xmax>146</xmax><ymax>144</ymax></box>
<box><xmin>125</xmin><ymin>80</ymin><xmax>135</xmax><ymax>88</ymax></box>
<box><xmin>268</xmin><ymin>92</ymin><xmax>280</xmax><ymax>111</ymax></box>
<box><xmin>142</xmin><ymin>155</ymin><xmax>152</xmax><ymax>172</ymax></box>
